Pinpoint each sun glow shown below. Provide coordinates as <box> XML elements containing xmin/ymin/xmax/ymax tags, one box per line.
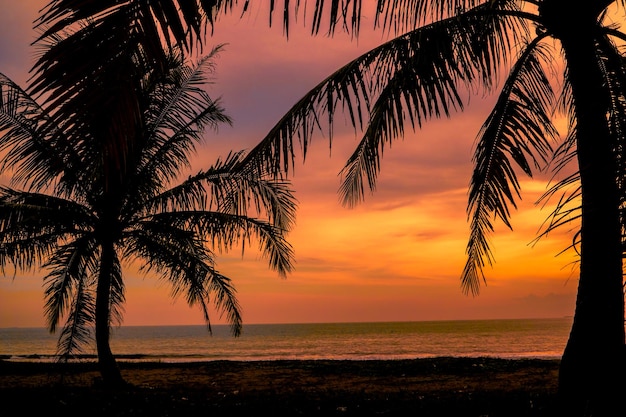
<box><xmin>0</xmin><ymin>1</ymin><xmax>580</xmax><ymax>327</ymax></box>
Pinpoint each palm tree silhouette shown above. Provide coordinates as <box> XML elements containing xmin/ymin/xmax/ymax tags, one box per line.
<box><xmin>0</xmin><ymin>49</ymin><xmax>296</xmax><ymax>387</ymax></box>
<box><xmin>241</xmin><ymin>1</ymin><xmax>626</xmax><ymax>415</ymax></box>
<box><xmin>25</xmin><ymin>0</ymin><xmax>626</xmax><ymax>414</ymax></box>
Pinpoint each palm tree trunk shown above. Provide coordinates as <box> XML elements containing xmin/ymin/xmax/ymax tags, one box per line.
<box><xmin>95</xmin><ymin>239</ymin><xmax>124</xmax><ymax>387</ymax></box>
<box><xmin>555</xmin><ymin>22</ymin><xmax>626</xmax><ymax>417</ymax></box>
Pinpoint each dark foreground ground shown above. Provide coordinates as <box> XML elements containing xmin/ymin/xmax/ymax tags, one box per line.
<box><xmin>0</xmin><ymin>357</ymin><xmax>561</xmax><ymax>416</ymax></box>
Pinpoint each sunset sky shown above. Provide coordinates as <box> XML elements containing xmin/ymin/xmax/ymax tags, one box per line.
<box><xmin>0</xmin><ymin>1</ymin><xmax>579</xmax><ymax>328</ymax></box>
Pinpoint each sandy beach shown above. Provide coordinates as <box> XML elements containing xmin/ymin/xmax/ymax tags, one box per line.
<box><xmin>0</xmin><ymin>357</ymin><xmax>560</xmax><ymax>416</ymax></box>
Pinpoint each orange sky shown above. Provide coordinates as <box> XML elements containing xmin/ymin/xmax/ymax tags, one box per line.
<box><xmin>0</xmin><ymin>1</ymin><xmax>579</xmax><ymax>328</ymax></box>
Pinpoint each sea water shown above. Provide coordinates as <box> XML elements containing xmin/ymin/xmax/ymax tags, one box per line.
<box><xmin>0</xmin><ymin>318</ymin><xmax>572</xmax><ymax>363</ymax></box>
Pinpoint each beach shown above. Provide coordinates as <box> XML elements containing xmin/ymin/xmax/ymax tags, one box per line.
<box><xmin>0</xmin><ymin>357</ymin><xmax>560</xmax><ymax>416</ymax></box>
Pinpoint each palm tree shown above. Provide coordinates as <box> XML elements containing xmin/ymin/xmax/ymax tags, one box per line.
<box><xmin>0</xmin><ymin>49</ymin><xmax>296</xmax><ymax>387</ymax></box>
<box><xmin>26</xmin><ymin>0</ymin><xmax>626</xmax><ymax>413</ymax></box>
<box><xmin>239</xmin><ymin>1</ymin><xmax>626</xmax><ymax>415</ymax></box>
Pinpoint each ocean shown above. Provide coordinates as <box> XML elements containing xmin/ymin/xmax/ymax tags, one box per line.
<box><xmin>0</xmin><ymin>318</ymin><xmax>572</xmax><ymax>363</ymax></box>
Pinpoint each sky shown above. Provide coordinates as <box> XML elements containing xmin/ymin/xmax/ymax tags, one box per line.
<box><xmin>0</xmin><ymin>1</ymin><xmax>579</xmax><ymax>328</ymax></box>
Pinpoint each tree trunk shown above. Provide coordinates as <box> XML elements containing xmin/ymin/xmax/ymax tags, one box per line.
<box><xmin>95</xmin><ymin>239</ymin><xmax>124</xmax><ymax>387</ymax></box>
<box><xmin>546</xmin><ymin>6</ymin><xmax>626</xmax><ymax>415</ymax></box>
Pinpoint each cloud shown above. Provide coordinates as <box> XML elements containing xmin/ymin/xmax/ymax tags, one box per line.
<box><xmin>0</xmin><ymin>1</ymin><xmax>581</xmax><ymax>327</ymax></box>
<box><xmin>513</xmin><ymin>292</ymin><xmax>577</xmax><ymax>317</ymax></box>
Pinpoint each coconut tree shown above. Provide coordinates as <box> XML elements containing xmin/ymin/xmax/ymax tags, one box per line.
<box><xmin>26</xmin><ymin>0</ymin><xmax>626</xmax><ymax>413</ymax></box>
<box><xmin>238</xmin><ymin>1</ymin><xmax>626</xmax><ymax>415</ymax></box>
<box><xmin>0</xmin><ymin>49</ymin><xmax>296</xmax><ymax>387</ymax></box>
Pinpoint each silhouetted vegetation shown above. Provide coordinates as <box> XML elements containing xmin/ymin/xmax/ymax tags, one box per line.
<box><xmin>4</xmin><ymin>1</ymin><xmax>625</xmax><ymax>414</ymax></box>
<box><xmin>243</xmin><ymin>2</ymin><xmax>626</xmax><ymax>415</ymax></box>
<box><xmin>0</xmin><ymin>49</ymin><xmax>296</xmax><ymax>386</ymax></box>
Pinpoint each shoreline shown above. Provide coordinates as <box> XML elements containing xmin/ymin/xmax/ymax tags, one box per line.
<box><xmin>0</xmin><ymin>353</ymin><xmax>564</xmax><ymax>363</ymax></box>
<box><xmin>1</xmin><ymin>357</ymin><xmax>561</xmax><ymax>416</ymax></box>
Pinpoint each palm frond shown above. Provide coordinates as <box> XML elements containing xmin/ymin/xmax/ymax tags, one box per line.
<box><xmin>133</xmin><ymin>98</ymin><xmax>230</xmax><ymax>199</ymax></box>
<box><xmin>137</xmin><ymin>49</ymin><xmax>232</xmax><ymax>186</ymax></box>
<box><xmin>143</xmin><ymin>152</ymin><xmax>297</xmax><ymax>235</ymax></box>
<box><xmin>43</xmin><ymin>237</ymin><xmax>99</xmax><ymax>332</ymax></box>
<box><xmin>124</xmin><ymin>224</ymin><xmax>242</xmax><ymax>335</ymax></box>
<box><xmin>140</xmin><ymin>152</ymin><xmax>247</xmax><ymax>215</ymax></box>
<box><xmin>205</xmin><ymin>270</ymin><xmax>242</xmax><ymax>336</ymax></box>
<box><xmin>338</xmin><ymin>1</ymin><xmax>525</xmax><ymax>206</ymax></box>
<box><xmin>374</xmin><ymin>0</ymin><xmax>497</xmax><ymax>33</ymax></box>
<box><xmin>56</xmin><ymin>278</ymin><xmax>95</xmax><ymax>360</ymax></box>
<box><xmin>227</xmin><ymin>0</ymin><xmax>365</xmax><ymax>35</ymax></box>
<box><xmin>462</xmin><ymin>36</ymin><xmax>558</xmax><ymax>295</ymax></box>
<box><xmin>206</xmin><ymin>153</ymin><xmax>298</xmax><ymax>231</ymax></box>
<box><xmin>238</xmin><ymin>49</ymin><xmax>376</xmax><ymax>180</ymax></box>
<box><xmin>32</xmin><ymin>1</ymin><xmax>214</xmax><ymax>184</ymax></box>
<box><xmin>108</xmin><ymin>253</ymin><xmax>126</xmax><ymax>328</ymax></box>
<box><xmin>337</xmin><ymin>18</ymin><xmax>474</xmax><ymax>206</ymax></box>
<box><xmin>176</xmin><ymin>257</ymin><xmax>243</xmax><ymax>337</ymax></box>
<box><xmin>534</xmin><ymin>171</ymin><xmax>581</xmax><ymax>255</ymax></box>
<box><xmin>37</xmin><ymin>1</ymin><xmax>221</xmax><ymax>56</ymax></box>
<box><xmin>243</xmin><ymin>215</ymin><xmax>295</xmax><ymax>276</ymax></box>
<box><xmin>179</xmin><ymin>261</ymin><xmax>216</xmax><ymax>334</ymax></box>
<box><xmin>0</xmin><ymin>188</ymin><xmax>95</xmax><ymax>272</ymax></box>
<box><xmin>241</xmin><ymin>1</ymin><xmax>524</xmax><ymax>190</ymax></box>
<box><xmin>0</xmin><ymin>73</ymin><xmax>83</xmax><ymax>193</ymax></box>
<box><xmin>143</xmin><ymin>46</ymin><xmax>231</xmax><ymax>144</ymax></box>
<box><xmin>137</xmin><ymin>209</ymin><xmax>294</xmax><ymax>277</ymax></box>
<box><xmin>125</xmin><ymin>222</ymin><xmax>211</xmax><ymax>282</ymax></box>
<box><xmin>30</xmin><ymin>0</ymin><xmax>363</xmax><ymax>176</ymax></box>
<box><xmin>30</xmin><ymin>13</ymin><xmax>151</xmax><ymax>193</ymax></box>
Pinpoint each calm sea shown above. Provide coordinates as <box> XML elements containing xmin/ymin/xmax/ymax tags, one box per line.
<box><xmin>0</xmin><ymin>318</ymin><xmax>572</xmax><ymax>363</ymax></box>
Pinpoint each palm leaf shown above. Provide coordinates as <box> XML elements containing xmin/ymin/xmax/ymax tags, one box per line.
<box><xmin>108</xmin><ymin>253</ymin><xmax>126</xmax><ymax>328</ymax></box>
<box><xmin>0</xmin><ymin>188</ymin><xmax>95</xmax><ymax>272</ymax></box>
<box><xmin>241</xmin><ymin>1</ymin><xmax>523</xmax><ymax>188</ymax></box>
<box><xmin>0</xmin><ymin>73</ymin><xmax>82</xmax><ymax>194</ymax></box>
<box><xmin>56</xmin><ymin>278</ymin><xmax>95</xmax><ymax>360</ymax></box>
<box><xmin>534</xmin><ymin>93</ymin><xmax>579</xmax><ymax>250</ymax></box>
<box><xmin>143</xmin><ymin>47</ymin><xmax>231</xmax><ymax>143</ymax></box>
<box><xmin>43</xmin><ymin>237</ymin><xmax>99</xmax><ymax>333</ymax></box>
<box><xmin>338</xmin><ymin>19</ymin><xmax>475</xmax><ymax>206</ymax></box>
<box><xmin>462</xmin><ymin>37</ymin><xmax>557</xmax><ymax>295</ymax></box>
<box><xmin>144</xmin><ymin>151</ymin><xmax>297</xmax><ymax>234</ymax></box>
<box><xmin>124</xmin><ymin>224</ymin><xmax>242</xmax><ymax>335</ymax></box>
<box><xmin>204</xmin><ymin>271</ymin><xmax>242</xmax><ymax>336</ymax></box>
<box><xmin>137</xmin><ymin>49</ymin><xmax>232</xmax><ymax>189</ymax></box>
<box><xmin>137</xmin><ymin>209</ymin><xmax>294</xmax><ymax>276</ymax></box>
<box><xmin>374</xmin><ymin>0</ymin><xmax>496</xmax><ymax>32</ymax></box>
<box><xmin>205</xmin><ymin>154</ymin><xmax>298</xmax><ymax>231</ymax></box>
